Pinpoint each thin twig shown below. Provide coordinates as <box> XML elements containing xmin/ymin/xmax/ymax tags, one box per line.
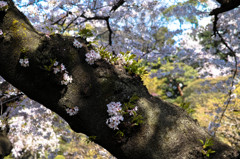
<box><xmin>62</xmin><ymin>15</ymin><xmax>80</xmax><ymax>33</ymax></box>
<box><xmin>59</xmin><ymin>1</ymin><xmax>126</xmax><ymax>48</ymax></box>
<box><xmin>0</xmin><ymin>93</ymin><xmax>24</xmax><ymax>105</ymax></box>
<box><xmin>0</xmin><ymin>100</ymin><xmax>2</xmax><ymax>115</ymax></box>
<box><xmin>105</xmin><ymin>17</ymin><xmax>113</xmax><ymax>46</ymax></box>
<box><xmin>213</xmin><ymin>29</ymin><xmax>238</xmax><ymax>135</ymax></box>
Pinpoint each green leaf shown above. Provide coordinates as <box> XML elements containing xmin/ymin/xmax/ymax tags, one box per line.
<box><xmin>199</xmin><ymin>139</ymin><xmax>204</xmax><ymax>145</ymax></box>
<box><xmin>116</xmin><ymin>130</ymin><xmax>124</xmax><ymax>137</ymax></box>
<box><xmin>78</xmin><ymin>28</ymin><xmax>94</xmax><ymax>38</ymax></box>
<box><xmin>130</xmin><ymin>95</ymin><xmax>139</xmax><ymax>103</ymax></box>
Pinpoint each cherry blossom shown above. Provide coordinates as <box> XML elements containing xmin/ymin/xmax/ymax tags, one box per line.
<box><xmin>66</xmin><ymin>106</ymin><xmax>79</xmax><ymax>116</ymax></box>
<box><xmin>73</xmin><ymin>39</ymin><xmax>83</xmax><ymax>48</ymax></box>
<box><xmin>85</xmin><ymin>50</ymin><xmax>101</xmax><ymax>65</ymax></box>
<box><xmin>106</xmin><ymin>102</ymin><xmax>124</xmax><ymax>130</ymax></box>
<box><xmin>60</xmin><ymin>63</ymin><xmax>66</xmax><ymax>71</ymax></box>
<box><xmin>107</xmin><ymin>102</ymin><xmax>122</xmax><ymax>116</ymax></box>
<box><xmin>0</xmin><ymin>1</ymin><xmax>7</xmax><ymax>9</ymax></box>
<box><xmin>128</xmin><ymin>106</ymin><xmax>138</xmax><ymax>116</ymax></box>
<box><xmin>61</xmin><ymin>72</ymin><xmax>73</xmax><ymax>85</ymax></box>
<box><xmin>19</xmin><ymin>58</ymin><xmax>29</xmax><ymax>67</ymax></box>
<box><xmin>53</xmin><ymin>67</ymin><xmax>60</xmax><ymax>74</ymax></box>
<box><xmin>106</xmin><ymin>115</ymin><xmax>124</xmax><ymax>130</ymax></box>
<box><xmin>53</xmin><ymin>61</ymin><xmax>58</xmax><ymax>66</ymax></box>
<box><xmin>51</xmin><ymin>62</ymin><xmax>73</xmax><ymax>85</ymax></box>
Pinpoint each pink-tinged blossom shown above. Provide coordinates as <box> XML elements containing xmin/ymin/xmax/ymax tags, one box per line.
<box><xmin>53</xmin><ymin>61</ymin><xmax>58</xmax><ymax>66</ymax></box>
<box><xmin>61</xmin><ymin>73</ymin><xmax>73</xmax><ymax>85</ymax></box>
<box><xmin>66</xmin><ymin>106</ymin><xmax>79</xmax><ymax>116</ymax></box>
<box><xmin>85</xmin><ymin>50</ymin><xmax>101</xmax><ymax>65</ymax></box>
<box><xmin>52</xmin><ymin>62</ymin><xmax>64</xmax><ymax>74</ymax></box>
<box><xmin>106</xmin><ymin>115</ymin><xmax>124</xmax><ymax>130</ymax></box>
<box><xmin>0</xmin><ymin>29</ymin><xmax>3</xmax><ymax>35</ymax></box>
<box><xmin>128</xmin><ymin>106</ymin><xmax>138</xmax><ymax>116</ymax></box>
<box><xmin>52</xmin><ymin>62</ymin><xmax>73</xmax><ymax>85</ymax></box>
<box><xmin>0</xmin><ymin>1</ymin><xmax>7</xmax><ymax>9</ymax></box>
<box><xmin>19</xmin><ymin>58</ymin><xmax>29</xmax><ymax>67</ymax></box>
<box><xmin>60</xmin><ymin>63</ymin><xmax>66</xmax><ymax>71</ymax></box>
<box><xmin>107</xmin><ymin>102</ymin><xmax>122</xmax><ymax>116</ymax></box>
<box><xmin>53</xmin><ymin>67</ymin><xmax>60</xmax><ymax>74</ymax></box>
<box><xmin>73</xmin><ymin>39</ymin><xmax>82</xmax><ymax>48</ymax></box>
<box><xmin>106</xmin><ymin>102</ymin><xmax>124</xmax><ymax>130</ymax></box>
<box><xmin>45</xmin><ymin>34</ymin><xmax>50</xmax><ymax>39</ymax></box>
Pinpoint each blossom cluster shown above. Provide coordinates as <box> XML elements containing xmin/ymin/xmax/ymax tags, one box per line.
<box><xmin>127</xmin><ymin>106</ymin><xmax>138</xmax><ymax>116</ymax></box>
<box><xmin>85</xmin><ymin>50</ymin><xmax>101</xmax><ymax>65</ymax></box>
<box><xmin>0</xmin><ymin>1</ymin><xmax>7</xmax><ymax>9</ymax></box>
<box><xmin>0</xmin><ymin>77</ymin><xmax>83</xmax><ymax>158</ymax></box>
<box><xmin>19</xmin><ymin>58</ymin><xmax>29</xmax><ymax>67</ymax></box>
<box><xmin>52</xmin><ymin>61</ymin><xmax>73</xmax><ymax>85</ymax></box>
<box><xmin>106</xmin><ymin>102</ymin><xmax>124</xmax><ymax>130</ymax></box>
<box><xmin>73</xmin><ymin>39</ymin><xmax>82</xmax><ymax>48</ymax></box>
<box><xmin>53</xmin><ymin>61</ymin><xmax>64</xmax><ymax>74</ymax></box>
<box><xmin>61</xmin><ymin>72</ymin><xmax>73</xmax><ymax>85</ymax></box>
<box><xmin>106</xmin><ymin>101</ymin><xmax>140</xmax><ymax>130</ymax></box>
<box><xmin>5</xmin><ymin>98</ymin><xmax>60</xmax><ymax>158</ymax></box>
<box><xmin>66</xmin><ymin>106</ymin><xmax>79</xmax><ymax>116</ymax></box>
<box><xmin>0</xmin><ymin>29</ymin><xmax>3</xmax><ymax>35</ymax></box>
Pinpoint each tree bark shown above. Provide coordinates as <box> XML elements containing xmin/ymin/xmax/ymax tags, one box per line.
<box><xmin>0</xmin><ymin>1</ymin><xmax>239</xmax><ymax>158</ymax></box>
<box><xmin>209</xmin><ymin>0</ymin><xmax>240</xmax><ymax>15</ymax></box>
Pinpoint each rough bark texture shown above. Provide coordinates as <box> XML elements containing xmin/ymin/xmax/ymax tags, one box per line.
<box><xmin>0</xmin><ymin>127</ymin><xmax>12</xmax><ymax>158</ymax></box>
<box><xmin>0</xmin><ymin>1</ymin><xmax>240</xmax><ymax>158</ymax></box>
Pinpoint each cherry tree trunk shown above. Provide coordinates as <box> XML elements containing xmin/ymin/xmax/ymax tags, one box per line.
<box><xmin>0</xmin><ymin>1</ymin><xmax>239</xmax><ymax>158</ymax></box>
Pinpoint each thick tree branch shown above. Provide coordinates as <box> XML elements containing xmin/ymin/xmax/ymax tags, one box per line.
<box><xmin>110</xmin><ymin>0</ymin><xmax>125</xmax><ymax>12</ymax></box>
<box><xmin>209</xmin><ymin>0</ymin><xmax>240</xmax><ymax>15</ymax></box>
